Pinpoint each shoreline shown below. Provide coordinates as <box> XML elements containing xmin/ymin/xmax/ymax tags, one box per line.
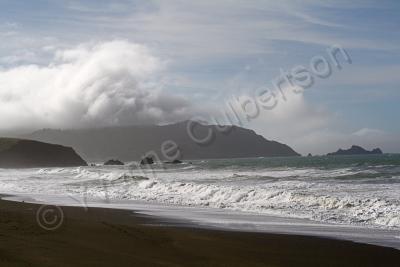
<box><xmin>1</xmin><ymin>197</ymin><xmax>400</xmax><ymax>266</ymax></box>
<box><xmin>3</xmin><ymin>192</ymin><xmax>400</xmax><ymax>250</ymax></box>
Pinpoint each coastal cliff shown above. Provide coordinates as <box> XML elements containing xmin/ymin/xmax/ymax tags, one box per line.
<box><xmin>0</xmin><ymin>138</ymin><xmax>87</xmax><ymax>168</ymax></box>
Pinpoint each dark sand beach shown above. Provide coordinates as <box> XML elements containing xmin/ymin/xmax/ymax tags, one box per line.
<box><xmin>0</xmin><ymin>198</ymin><xmax>399</xmax><ymax>267</ymax></box>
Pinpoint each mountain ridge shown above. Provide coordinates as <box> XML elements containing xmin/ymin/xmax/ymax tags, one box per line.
<box><xmin>26</xmin><ymin>121</ymin><xmax>300</xmax><ymax>161</ymax></box>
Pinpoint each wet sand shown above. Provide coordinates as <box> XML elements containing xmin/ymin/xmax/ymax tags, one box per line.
<box><xmin>0</xmin><ymin>198</ymin><xmax>399</xmax><ymax>267</ymax></box>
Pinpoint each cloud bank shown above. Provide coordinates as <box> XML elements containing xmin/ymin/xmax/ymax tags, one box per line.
<box><xmin>0</xmin><ymin>40</ymin><xmax>192</xmax><ymax>131</ymax></box>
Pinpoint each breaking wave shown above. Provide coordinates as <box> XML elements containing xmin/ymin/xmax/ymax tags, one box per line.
<box><xmin>1</xmin><ymin>155</ymin><xmax>400</xmax><ymax>228</ymax></box>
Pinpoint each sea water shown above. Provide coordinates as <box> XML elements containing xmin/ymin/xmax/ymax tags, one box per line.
<box><xmin>1</xmin><ymin>154</ymin><xmax>400</xmax><ymax>228</ymax></box>
<box><xmin>1</xmin><ymin>154</ymin><xmax>400</xmax><ymax>248</ymax></box>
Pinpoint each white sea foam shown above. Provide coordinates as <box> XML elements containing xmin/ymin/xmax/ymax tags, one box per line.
<box><xmin>1</xmin><ymin>159</ymin><xmax>400</xmax><ymax>229</ymax></box>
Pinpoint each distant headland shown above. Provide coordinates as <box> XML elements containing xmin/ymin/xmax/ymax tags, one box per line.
<box><xmin>327</xmin><ymin>145</ymin><xmax>383</xmax><ymax>156</ymax></box>
<box><xmin>0</xmin><ymin>138</ymin><xmax>87</xmax><ymax>168</ymax></box>
<box><xmin>26</xmin><ymin>121</ymin><xmax>300</xmax><ymax>161</ymax></box>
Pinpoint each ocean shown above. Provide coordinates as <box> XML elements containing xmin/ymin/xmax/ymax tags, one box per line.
<box><xmin>1</xmin><ymin>154</ymin><xmax>400</xmax><ymax>229</ymax></box>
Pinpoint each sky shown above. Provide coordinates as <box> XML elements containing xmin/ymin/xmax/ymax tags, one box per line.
<box><xmin>0</xmin><ymin>0</ymin><xmax>399</xmax><ymax>154</ymax></box>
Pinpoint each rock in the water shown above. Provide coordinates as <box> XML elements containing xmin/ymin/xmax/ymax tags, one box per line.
<box><xmin>327</xmin><ymin>145</ymin><xmax>383</xmax><ymax>156</ymax></box>
<box><xmin>165</xmin><ymin>159</ymin><xmax>183</xmax><ymax>164</ymax></box>
<box><xmin>371</xmin><ymin>148</ymin><xmax>383</xmax><ymax>154</ymax></box>
<box><xmin>307</xmin><ymin>153</ymin><xmax>313</xmax><ymax>157</ymax></box>
<box><xmin>140</xmin><ymin>157</ymin><xmax>154</xmax><ymax>165</ymax></box>
<box><xmin>0</xmin><ymin>138</ymin><xmax>87</xmax><ymax>168</ymax></box>
<box><xmin>104</xmin><ymin>159</ymin><xmax>124</xmax><ymax>166</ymax></box>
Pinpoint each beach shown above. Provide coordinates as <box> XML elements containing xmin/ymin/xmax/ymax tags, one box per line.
<box><xmin>1</xmin><ymin>198</ymin><xmax>399</xmax><ymax>267</ymax></box>
<box><xmin>1</xmin><ymin>0</ymin><xmax>399</xmax><ymax>265</ymax></box>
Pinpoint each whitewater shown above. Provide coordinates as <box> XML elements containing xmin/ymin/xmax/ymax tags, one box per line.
<box><xmin>1</xmin><ymin>154</ymin><xmax>400</xmax><ymax>248</ymax></box>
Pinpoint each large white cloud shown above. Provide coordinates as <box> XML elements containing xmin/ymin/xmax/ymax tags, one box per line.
<box><xmin>0</xmin><ymin>40</ymin><xmax>192</xmax><ymax>131</ymax></box>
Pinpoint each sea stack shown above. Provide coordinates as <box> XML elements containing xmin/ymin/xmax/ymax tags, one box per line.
<box><xmin>140</xmin><ymin>157</ymin><xmax>154</xmax><ymax>165</ymax></box>
<box><xmin>0</xmin><ymin>138</ymin><xmax>87</xmax><ymax>168</ymax></box>
<box><xmin>104</xmin><ymin>159</ymin><xmax>124</xmax><ymax>166</ymax></box>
